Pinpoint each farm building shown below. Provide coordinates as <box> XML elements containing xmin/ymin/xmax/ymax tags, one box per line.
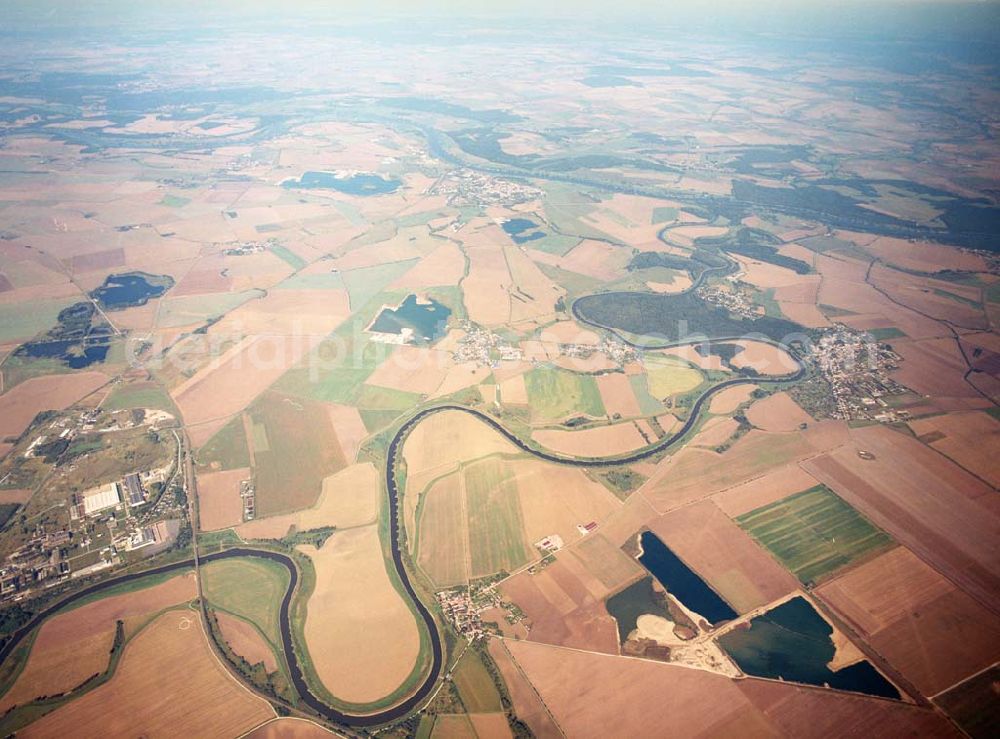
<box><xmin>83</xmin><ymin>482</ymin><xmax>122</xmax><ymax>516</ymax></box>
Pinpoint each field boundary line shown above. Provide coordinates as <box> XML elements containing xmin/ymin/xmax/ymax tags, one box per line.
<box><xmin>194</xmin><ymin>603</ymin><xmax>278</xmax><ymax>717</ymax></box>
<box><xmin>928</xmin><ymin>659</ymin><xmax>1000</xmax><ymax>699</ymax></box>
<box><xmin>496</xmin><ymin>638</ymin><xmax>567</xmax><ymax>738</ymax></box>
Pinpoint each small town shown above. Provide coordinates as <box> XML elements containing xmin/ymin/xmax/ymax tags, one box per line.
<box><xmin>810</xmin><ymin>327</ymin><xmax>911</xmax><ymax>422</ymax></box>
<box><xmin>560</xmin><ymin>336</ymin><xmax>638</xmax><ymax>367</ymax></box>
<box><xmin>452</xmin><ymin>321</ymin><xmax>523</xmax><ymax>367</ymax></box>
<box><xmin>428</xmin><ymin>169</ymin><xmax>543</xmax><ymax>207</ymax></box>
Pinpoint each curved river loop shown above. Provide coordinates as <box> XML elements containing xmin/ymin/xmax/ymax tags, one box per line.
<box><xmin>0</xmin><ymin>250</ymin><xmax>808</xmax><ymax>729</ymax></box>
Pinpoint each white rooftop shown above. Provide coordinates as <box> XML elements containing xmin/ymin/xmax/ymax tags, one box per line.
<box><xmin>83</xmin><ymin>482</ymin><xmax>121</xmax><ymax>516</ymax></box>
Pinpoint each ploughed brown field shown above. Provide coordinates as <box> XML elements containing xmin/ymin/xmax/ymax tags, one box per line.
<box><xmin>1</xmin><ymin>573</ymin><xmax>197</xmax><ymax>712</ymax></box>
<box><xmin>501</xmin><ymin>638</ymin><xmax>955</xmax><ymax>737</ymax></box>
<box><xmin>0</xmin><ymin>372</ymin><xmax>109</xmax><ymax>443</ymax></box>
<box><xmin>20</xmin><ymin>610</ymin><xmax>273</xmax><ymax>737</ymax></box>
<box><xmin>816</xmin><ymin>546</ymin><xmax>1000</xmax><ymax>696</ymax></box>
<box><xmin>649</xmin><ymin>500</ymin><xmax>799</xmax><ymax>613</ymax></box>
<box><xmin>215</xmin><ymin>610</ymin><xmax>278</xmax><ymax>673</ymax></box>
<box><xmin>500</xmin><ymin>533</ymin><xmax>640</xmax><ymax>654</ymax></box>
<box><xmin>801</xmin><ymin>425</ymin><xmax>1000</xmax><ymax>614</ymax></box>
<box><xmin>246</xmin><ymin>718</ymin><xmax>339</xmax><ymax>738</ymax></box>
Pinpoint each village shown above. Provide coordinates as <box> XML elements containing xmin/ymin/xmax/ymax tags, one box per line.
<box><xmin>452</xmin><ymin>321</ymin><xmax>524</xmax><ymax>367</ymax></box>
<box><xmin>427</xmin><ymin>169</ymin><xmax>543</xmax><ymax>208</ymax></box>
<box><xmin>810</xmin><ymin>326</ymin><xmax>911</xmax><ymax>422</ymax></box>
<box><xmin>696</xmin><ymin>281</ymin><xmax>764</xmax><ymax>320</ymax></box>
<box><xmin>436</xmin><ymin>575</ymin><xmax>528</xmax><ymax>643</ymax></box>
<box><xmin>452</xmin><ymin>321</ymin><xmax>637</xmax><ymax>370</ymax></box>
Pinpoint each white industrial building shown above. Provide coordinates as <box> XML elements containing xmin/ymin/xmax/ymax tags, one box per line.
<box><xmin>83</xmin><ymin>482</ymin><xmax>122</xmax><ymax>516</ymax></box>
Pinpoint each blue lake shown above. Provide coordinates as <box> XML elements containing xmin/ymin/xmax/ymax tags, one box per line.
<box><xmin>718</xmin><ymin>596</ymin><xmax>900</xmax><ymax>699</ymax></box>
<box><xmin>89</xmin><ymin>272</ymin><xmax>173</xmax><ymax>310</ymax></box>
<box><xmin>283</xmin><ymin>171</ymin><xmax>401</xmax><ymax>196</ymax></box>
<box><xmin>14</xmin><ymin>302</ymin><xmax>113</xmax><ymax>369</ymax></box>
<box><xmin>369</xmin><ymin>294</ymin><xmax>451</xmax><ymax>343</ymax></box>
<box><xmin>502</xmin><ymin>218</ymin><xmax>545</xmax><ymax>244</ymax></box>
<box><xmin>638</xmin><ymin>531</ymin><xmax>737</xmax><ymax>625</ymax></box>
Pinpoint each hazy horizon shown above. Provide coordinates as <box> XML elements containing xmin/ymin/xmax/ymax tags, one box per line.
<box><xmin>2</xmin><ymin>0</ymin><xmax>1000</xmax><ymax>42</ymax></box>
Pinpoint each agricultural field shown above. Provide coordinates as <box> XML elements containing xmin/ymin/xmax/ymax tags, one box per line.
<box><xmin>413</xmin><ymin>453</ymin><xmax>621</xmax><ymax>585</ymax></box>
<box><xmin>238</xmin><ymin>462</ymin><xmax>380</xmax><ymax>540</ymax></box>
<box><xmin>523</xmin><ymin>366</ymin><xmax>604</xmax><ymax>422</ymax></box>
<box><xmin>246</xmin><ymin>392</ymin><xmax>349</xmax><ymax>517</ymax></box>
<box><xmin>935</xmin><ymin>666</ymin><xmax>1000</xmax><ymax>739</ymax></box>
<box><xmin>464</xmin><ymin>458</ymin><xmax>534</xmax><ymax>578</ymax></box>
<box><xmin>215</xmin><ymin>611</ymin><xmax>279</xmax><ymax>673</ymax></box>
<box><xmin>197</xmin><ymin>467</ymin><xmax>250</xmax><ymax>530</ymax></box>
<box><xmin>642</xmin><ymin>355</ymin><xmax>704</xmax><ymax>399</ymax></box>
<box><xmin>816</xmin><ymin>546</ymin><xmax>1000</xmax><ymax>696</ymax></box>
<box><xmin>801</xmin><ymin>424</ymin><xmax>1000</xmax><ymax>612</ymax></box>
<box><xmin>201</xmin><ymin>557</ymin><xmax>288</xmax><ymax>647</ymax></box>
<box><xmin>1</xmin><ymin>5</ymin><xmax>999</xmax><ymax>736</ymax></box>
<box><xmin>297</xmin><ymin>528</ymin><xmax>421</xmax><ymax>706</ymax></box>
<box><xmin>0</xmin><ymin>572</ymin><xmax>197</xmax><ymax>715</ymax></box>
<box><xmin>650</xmin><ymin>501</ymin><xmax>799</xmax><ymax>613</ymax></box>
<box><xmin>452</xmin><ymin>649</ymin><xmax>503</xmax><ymax>713</ymax></box>
<box><xmin>17</xmin><ymin>611</ymin><xmax>273</xmax><ymax>737</ymax></box>
<box><xmin>501</xmin><ymin>639</ymin><xmax>950</xmax><ymax>737</ymax></box>
<box><xmin>735</xmin><ymin>485</ymin><xmax>895</xmax><ymax>586</ymax></box>
<box><xmin>415</xmin><ymin>473</ymin><xmax>469</xmax><ymax>587</ymax></box>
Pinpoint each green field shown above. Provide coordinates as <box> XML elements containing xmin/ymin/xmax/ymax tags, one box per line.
<box><xmin>0</xmin><ymin>354</ymin><xmax>73</xmax><ymax>389</ymax></box>
<box><xmin>159</xmin><ymin>193</ymin><xmax>191</xmax><ymax>208</ymax></box>
<box><xmin>628</xmin><ymin>373</ymin><xmax>666</xmax><ymax>415</ymax></box>
<box><xmin>452</xmin><ymin>649</ymin><xmax>503</xmax><ymax>712</ymax></box>
<box><xmin>360</xmin><ymin>408</ymin><xmax>406</xmax><ymax>434</ymax></box>
<box><xmin>340</xmin><ymin>260</ymin><xmax>418</xmax><ymax>310</ymax></box>
<box><xmin>652</xmin><ymin>206</ymin><xmax>679</xmax><ymax>224</ymax></box>
<box><xmin>275</xmin><ymin>310</ymin><xmax>386</xmax><ymax>403</ymax></box>
<box><xmin>269</xmin><ymin>244</ymin><xmax>307</xmax><ymax>270</ymax></box>
<box><xmin>356</xmin><ymin>383</ymin><xmax>423</xmax><ymax>411</ymax></box>
<box><xmin>275</xmin><ymin>272</ymin><xmax>346</xmax><ymax>291</ymax></box>
<box><xmin>535</xmin><ymin>263</ymin><xmax>603</xmax><ymax>298</ymax></box>
<box><xmin>157</xmin><ymin>290</ymin><xmax>261</xmax><ymax>329</ymax></box>
<box><xmin>0</xmin><ymin>298</ymin><xmax>76</xmax><ymax>343</ymax></box>
<box><xmin>736</xmin><ymin>485</ymin><xmax>894</xmax><ymax>585</ymax></box>
<box><xmin>527</xmin><ymin>232</ymin><xmax>582</xmax><ymax>256</ymax></box>
<box><xmin>933</xmin><ymin>287</ymin><xmax>982</xmax><ymax>310</ymax></box>
<box><xmin>524</xmin><ymin>366</ymin><xmax>605</xmax><ymax>422</ymax></box>
<box><xmin>196</xmin><ymin>414</ymin><xmax>250</xmax><ymax>470</ymax></box>
<box><xmin>541</xmin><ymin>183</ymin><xmax>619</xmax><ymax>243</ymax></box>
<box><xmin>867</xmin><ymin>327</ymin><xmax>907</xmax><ymax>341</ymax></box>
<box><xmin>642</xmin><ymin>356</ymin><xmax>703</xmax><ymax>399</ymax></box>
<box><xmin>464</xmin><ymin>458</ymin><xmax>532</xmax><ymax>577</ymax></box>
<box><xmin>103</xmin><ymin>382</ymin><xmax>179</xmax><ymax>415</ymax></box>
<box><xmin>415</xmin><ymin>475</ymin><xmax>468</xmax><ymax>587</ymax></box>
<box><xmin>201</xmin><ymin>557</ymin><xmax>289</xmax><ymax>647</ymax></box>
